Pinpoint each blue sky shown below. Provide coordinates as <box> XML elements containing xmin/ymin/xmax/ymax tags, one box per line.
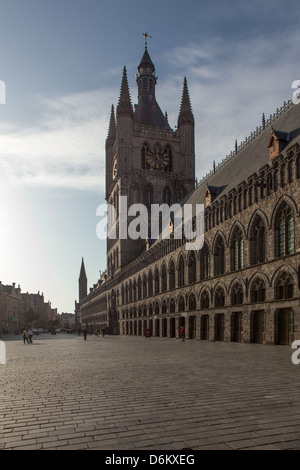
<box><xmin>0</xmin><ymin>0</ymin><xmax>299</xmax><ymax>313</ymax></box>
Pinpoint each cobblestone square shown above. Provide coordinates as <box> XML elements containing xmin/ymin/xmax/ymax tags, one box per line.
<box><xmin>0</xmin><ymin>334</ymin><xmax>300</xmax><ymax>450</ymax></box>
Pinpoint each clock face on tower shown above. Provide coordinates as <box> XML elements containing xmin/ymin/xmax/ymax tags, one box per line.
<box><xmin>146</xmin><ymin>146</ymin><xmax>170</xmax><ymax>169</ymax></box>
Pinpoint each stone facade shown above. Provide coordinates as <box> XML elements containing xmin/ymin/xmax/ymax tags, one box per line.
<box><xmin>79</xmin><ymin>47</ymin><xmax>300</xmax><ymax>346</ymax></box>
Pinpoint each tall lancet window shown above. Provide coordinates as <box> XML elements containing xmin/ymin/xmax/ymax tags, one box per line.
<box><xmin>141</xmin><ymin>143</ymin><xmax>150</xmax><ymax>169</ymax></box>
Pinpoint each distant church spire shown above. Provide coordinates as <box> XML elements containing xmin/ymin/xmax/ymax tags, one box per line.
<box><xmin>178</xmin><ymin>77</ymin><xmax>194</xmax><ymax>126</ymax></box>
<box><xmin>79</xmin><ymin>258</ymin><xmax>87</xmax><ymax>302</ymax></box>
<box><xmin>117</xmin><ymin>66</ymin><xmax>133</xmax><ymax>117</ymax></box>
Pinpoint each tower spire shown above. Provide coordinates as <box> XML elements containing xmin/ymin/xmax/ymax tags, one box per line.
<box><xmin>107</xmin><ymin>105</ymin><xmax>116</xmax><ymax>141</ymax></box>
<box><xmin>79</xmin><ymin>258</ymin><xmax>87</xmax><ymax>302</ymax></box>
<box><xmin>178</xmin><ymin>77</ymin><xmax>194</xmax><ymax>126</ymax></box>
<box><xmin>117</xmin><ymin>66</ymin><xmax>133</xmax><ymax>117</ymax></box>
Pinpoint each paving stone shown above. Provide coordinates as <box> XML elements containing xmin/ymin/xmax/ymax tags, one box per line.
<box><xmin>1</xmin><ymin>334</ymin><xmax>300</xmax><ymax>450</ymax></box>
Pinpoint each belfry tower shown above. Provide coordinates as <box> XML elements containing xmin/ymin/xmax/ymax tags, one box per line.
<box><xmin>105</xmin><ymin>44</ymin><xmax>195</xmax><ymax>276</ymax></box>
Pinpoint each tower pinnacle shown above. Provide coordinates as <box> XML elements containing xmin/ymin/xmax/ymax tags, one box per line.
<box><xmin>178</xmin><ymin>77</ymin><xmax>194</xmax><ymax>126</ymax></box>
<box><xmin>117</xmin><ymin>66</ymin><xmax>133</xmax><ymax>117</ymax></box>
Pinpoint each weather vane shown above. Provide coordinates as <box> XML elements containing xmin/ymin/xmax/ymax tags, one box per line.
<box><xmin>142</xmin><ymin>32</ymin><xmax>152</xmax><ymax>48</ymax></box>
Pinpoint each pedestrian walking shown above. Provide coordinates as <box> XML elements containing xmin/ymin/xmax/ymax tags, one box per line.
<box><xmin>83</xmin><ymin>329</ymin><xmax>87</xmax><ymax>341</ymax></box>
<box><xmin>28</xmin><ymin>330</ymin><xmax>33</xmax><ymax>344</ymax></box>
<box><xmin>102</xmin><ymin>328</ymin><xmax>105</xmax><ymax>337</ymax></box>
<box><xmin>23</xmin><ymin>329</ymin><xmax>29</xmax><ymax>344</ymax></box>
<box><xmin>180</xmin><ymin>326</ymin><xmax>185</xmax><ymax>342</ymax></box>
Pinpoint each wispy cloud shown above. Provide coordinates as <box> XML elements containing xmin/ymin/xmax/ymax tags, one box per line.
<box><xmin>0</xmin><ymin>27</ymin><xmax>299</xmax><ymax>193</ymax></box>
<box><xmin>158</xmin><ymin>27</ymin><xmax>300</xmax><ymax>180</ymax></box>
<box><xmin>0</xmin><ymin>88</ymin><xmax>117</xmax><ymax>194</ymax></box>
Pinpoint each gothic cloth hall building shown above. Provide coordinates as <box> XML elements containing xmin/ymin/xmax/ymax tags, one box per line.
<box><xmin>78</xmin><ymin>45</ymin><xmax>300</xmax><ymax>346</ymax></box>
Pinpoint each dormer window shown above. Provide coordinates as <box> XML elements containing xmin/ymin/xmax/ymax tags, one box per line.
<box><xmin>205</xmin><ymin>185</ymin><xmax>224</xmax><ymax>207</ymax></box>
<box><xmin>268</xmin><ymin>130</ymin><xmax>290</xmax><ymax>161</ymax></box>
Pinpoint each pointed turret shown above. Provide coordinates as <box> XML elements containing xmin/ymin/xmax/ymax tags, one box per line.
<box><xmin>178</xmin><ymin>77</ymin><xmax>194</xmax><ymax>127</ymax></box>
<box><xmin>177</xmin><ymin>77</ymin><xmax>195</xmax><ymax>183</ymax></box>
<box><xmin>106</xmin><ymin>105</ymin><xmax>116</xmax><ymax>143</ymax></box>
<box><xmin>134</xmin><ymin>46</ymin><xmax>170</xmax><ymax>128</ymax></box>
<box><xmin>79</xmin><ymin>258</ymin><xmax>87</xmax><ymax>302</ymax></box>
<box><xmin>117</xmin><ymin>66</ymin><xmax>133</xmax><ymax>117</ymax></box>
<box><xmin>116</xmin><ymin>66</ymin><xmax>133</xmax><ymax>174</ymax></box>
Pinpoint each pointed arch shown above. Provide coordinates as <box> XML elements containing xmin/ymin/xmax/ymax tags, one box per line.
<box><xmin>168</xmin><ymin>258</ymin><xmax>176</xmax><ymax>290</ymax></box>
<box><xmin>274</xmin><ymin>270</ymin><xmax>295</xmax><ymax>300</ymax></box>
<box><xmin>273</xmin><ymin>199</ymin><xmax>295</xmax><ymax>257</ymax></box>
<box><xmin>229</xmin><ymin>223</ymin><xmax>244</xmax><ymax>271</ymax></box>
<box><xmin>230</xmin><ymin>281</ymin><xmax>244</xmax><ymax>305</ymax></box>
<box><xmin>161</xmin><ymin>262</ymin><xmax>167</xmax><ymax>293</ymax></box>
<box><xmin>250</xmin><ymin>276</ymin><xmax>266</xmax><ymax>303</ymax></box>
<box><xmin>187</xmin><ymin>250</ymin><xmax>197</xmax><ymax>284</ymax></box>
<box><xmin>200</xmin><ymin>288</ymin><xmax>210</xmax><ymax>310</ymax></box>
<box><xmin>213</xmin><ymin>233</ymin><xmax>225</xmax><ymax>276</ymax></box>
<box><xmin>177</xmin><ymin>252</ymin><xmax>186</xmax><ymax>288</ymax></box>
<box><xmin>188</xmin><ymin>291</ymin><xmax>197</xmax><ymax>311</ymax></box>
<box><xmin>271</xmin><ymin>194</ymin><xmax>298</xmax><ymax>227</ymax></box>
<box><xmin>248</xmin><ymin>212</ymin><xmax>267</xmax><ymax>265</ymax></box>
<box><xmin>169</xmin><ymin>296</ymin><xmax>176</xmax><ymax>314</ymax></box>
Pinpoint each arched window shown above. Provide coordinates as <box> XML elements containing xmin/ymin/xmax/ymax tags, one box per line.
<box><xmin>137</xmin><ymin>276</ymin><xmax>142</xmax><ymax>300</ymax></box>
<box><xmin>163</xmin><ymin>145</ymin><xmax>173</xmax><ymax>172</ymax></box>
<box><xmin>214</xmin><ymin>235</ymin><xmax>225</xmax><ymax>276</ymax></box>
<box><xmin>133</xmin><ymin>279</ymin><xmax>137</xmax><ymax>301</ymax></box>
<box><xmin>142</xmin><ymin>275</ymin><xmax>147</xmax><ymax>298</ymax></box>
<box><xmin>129</xmin><ymin>183</ymin><xmax>140</xmax><ymax>206</ymax></box>
<box><xmin>267</xmin><ymin>173</ymin><xmax>272</xmax><ymax>195</ymax></box>
<box><xmin>250</xmin><ymin>278</ymin><xmax>266</xmax><ymax>303</ymax></box>
<box><xmin>144</xmin><ymin>183</ymin><xmax>154</xmax><ymax>210</ymax></box>
<box><xmin>161</xmin><ymin>264</ymin><xmax>167</xmax><ymax>293</ymax></box>
<box><xmin>200</xmin><ymin>242</ymin><xmax>210</xmax><ymax>280</ymax></box>
<box><xmin>148</xmin><ymin>270</ymin><xmax>153</xmax><ymax>296</ymax></box>
<box><xmin>178</xmin><ymin>255</ymin><xmax>185</xmax><ymax>287</ymax></box>
<box><xmin>288</xmin><ymin>160</ymin><xmax>293</xmax><ymax>183</ymax></box>
<box><xmin>178</xmin><ymin>296</ymin><xmax>185</xmax><ymax>312</ymax></box>
<box><xmin>275</xmin><ymin>272</ymin><xmax>294</xmax><ymax>300</ymax></box>
<box><xmin>141</xmin><ymin>142</ymin><xmax>150</xmax><ymax>169</ymax></box>
<box><xmin>275</xmin><ymin>202</ymin><xmax>295</xmax><ymax>257</ymax></box>
<box><xmin>169</xmin><ymin>260</ymin><xmax>176</xmax><ymax>290</ymax></box>
<box><xmin>188</xmin><ymin>251</ymin><xmax>197</xmax><ymax>284</ymax></box>
<box><xmin>155</xmin><ymin>301</ymin><xmax>160</xmax><ymax>315</ymax></box>
<box><xmin>121</xmin><ymin>285</ymin><xmax>125</xmax><ymax>305</ymax></box>
<box><xmin>214</xmin><ymin>286</ymin><xmax>225</xmax><ymax>307</ymax></box>
<box><xmin>280</xmin><ymin>163</ymin><xmax>286</xmax><ymax>187</ymax></box>
<box><xmin>143</xmin><ymin>304</ymin><xmax>147</xmax><ymax>317</ymax></box>
<box><xmin>162</xmin><ymin>300</ymin><xmax>167</xmax><ymax>314</ymax></box>
<box><xmin>231</xmin><ymin>283</ymin><xmax>243</xmax><ymax>305</ymax></box>
<box><xmin>170</xmin><ymin>298</ymin><xmax>176</xmax><ymax>313</ymax></box>
<box><xmin>149</xmin><ymin>303</ymin><xmax>153</xmax><ymax>316</ymax></box>
<box><xmin>250</xmin><ymin>215</ymin><xmax>266</xmax><ymax>265</ymax></box>
<box><xmin>230</xmin><ymin>226</ymin><xmax>244</xmax><ymax>271</ymax></box>
<box><xmin>163</xmin><ymin>186</ymin><xmax>172</xmax><ymax>205</ymax></box>
<box><xmin>273</xmin><ymin>169</ymin><xmax>279</xmax><ymax>191</ymax></box>
<box><xmin>129</xmin><ymin>280</ymin><xmax>133</xmax><ymax>303</ymax></box>
<box><xmin>188</xmin><ymin>293</ymin><xmax>196</xmax><ymax>311</ymax></box>
<box><xmin>200</xmin><ymin>290</ymin><xmax>210</xmax><ymax>310</ymax></box>
<box><xmin>154</xmin><ymin>267</ymin><xmax>160</xmax><ymax>295</ymax></box>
